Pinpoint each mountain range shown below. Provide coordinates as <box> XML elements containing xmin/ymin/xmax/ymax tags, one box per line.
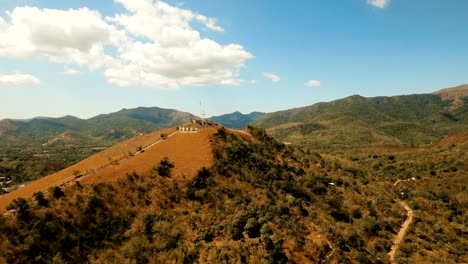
<box><xmin>1</xmin><ymin>84</ymin><xmax>467</xmax><ymax>150</ymax></box>
<box><xmin>253</xmin><ymin>84</ymin><xmax>468</xmax><ymax>150</ymax></box>
<box><xmin>0</xmin><ymin>107</ymin><xmax>196</xmax><ymax>147</ymax></box>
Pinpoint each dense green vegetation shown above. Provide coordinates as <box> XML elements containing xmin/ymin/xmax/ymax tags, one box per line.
<box><xmin>0</xmin><ymin>144</ymin><xmax>101</xmax><ymax>193</ymax></box>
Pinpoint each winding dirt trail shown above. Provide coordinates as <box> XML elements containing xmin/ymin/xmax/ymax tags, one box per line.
<box><xmin>388</xmin><ymin>200</ymin><xmax>414</xmax><ymax>263</ymax></box>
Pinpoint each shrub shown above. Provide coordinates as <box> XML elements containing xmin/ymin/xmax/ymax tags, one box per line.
<box><xmin>33</xmin><ymin>191</ymin><xmax>49</xmax><ymax>207</ymax></box>
<box><xmin>351</xmin><ymin>208</ymin><xmax>362</xmax><ymax>219</ymax></box>
<box><xmin>190</xmin><ymin>167</ymin><xmax>211</xmax><ymax>189</ymax></box>
<box><xmin>6</xmin><ymin>197</ymin><xmax>30</xmax><ymax>222</ymax></box>
<box><xmin>155</xmin><ymin>157</ymin><xmax>175</xmax><ymax>177</ymax></box>
<box><xmin>244</xmin><ymin>217</ymin><xmax>261</xmax><ymax>238</ymax></box>
<box><xmin>331</xmin><ymin>210</ymin><xmax>351</xmax><ymax>223</ymax></box>
<box><xmin>216</xmin><ymin>127</ymin><xmax>227</xmax><ymax>141</ymax></box>
<box><xmin>347</xmin><ymin>233</ymin><xmax>365</xmax><ymax>249</ymax></box>
<box><xmin>49</xmin><ymin>186</ymin><xmax>65</xmax><ymax>199</ymax></box>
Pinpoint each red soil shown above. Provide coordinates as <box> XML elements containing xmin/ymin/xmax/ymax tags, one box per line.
<box><xmin>0</xmin><ymin>127</ymin><xmax>215</xmax><ymax>211</ymax></box>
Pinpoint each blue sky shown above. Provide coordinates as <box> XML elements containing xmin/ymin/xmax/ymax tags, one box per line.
<box><xmin>0</xmin><ymin>0</ymin><xmax>467</xmax><ymax>119</ymax></box>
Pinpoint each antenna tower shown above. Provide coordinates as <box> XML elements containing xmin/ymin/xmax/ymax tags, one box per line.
<box><xmin>200</xmin><ymin>101</ymin><xmax>206</xmax><ymax>126</ymax></box>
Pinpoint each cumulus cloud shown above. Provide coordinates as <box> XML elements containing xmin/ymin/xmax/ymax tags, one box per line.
<box><xmin>367</xmin><ymin>0</ymin><xmax>390</xmax><ymax>8</ymax></box>
<box><xmin>304</xmin><ymin>80</ymin><xmax>321</xmax><ymax>88</ymax></box>
<box><xmin>0</xmin><ymin>7</ymin><xmax>121</xmax><ymax>69</ymax></box>
<box><xmin>262</xmin><ymin>72</ymin><xmax>280</xmax><ymax>83</ymax></box>
<box><xmin>0</xmin><ymin>0</ymin><xmax>252</xmax><ymax>89</ymax></box>
<box><xmin>0</xmin><ymin>72</ymin><xmax>40</xmax><ymax>87</ymax></box>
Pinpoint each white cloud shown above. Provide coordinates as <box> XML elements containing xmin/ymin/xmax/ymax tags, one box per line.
<box><xmin>62</xmin><ymin>67</ymin><xmax>82</xmax><ymax>75</ymax></box>
<box><xmin>304</xmin><ymin>80</ymin><xmax>321</xmax><ymax>88</ymax></box>
<box><xmin>0</xmin><ymin>72</ymin><xmax>40</xmax><ymax>87</ymax></box>
<box><xmin>367</xmin><ymin>0</ymin><xmax>390</xmax><ymax>8</ymax></box>
<box><xmin>262</xmin><ymin>72</ymin><xmax>280</xmax><ymax>83</ymax></box>
<box><xmin>0</xmin><ymin>7</ymin><xmax>121</xmax><ymax>69</ymax></box>
<box><xmin>250</xmin><ymin>80</ymin><xmax>256</xmax><ymax>85</ymax></box>
<box><xmin>0</xmin><ymin>0</ymin><xmax>252</xmax><ymax>90</ymax></box>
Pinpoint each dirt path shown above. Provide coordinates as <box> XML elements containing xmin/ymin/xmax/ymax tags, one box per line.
<box><xmin>0</xmin><ymin>129</ymin><xmax>187</xmax><ymax>211</ymax></box>
<box><xmin>54</xmin><ymin>131</ymin><xmax>181</xmax><ymax>186</ymax></box>
<box><xmin>388</xmin><ymin>200</ymin><xmax>414</xmax><ymax>263</ymax></box>
<box><xmin>393</xmin><ymin>178</ymin><xmax>416</xmax><ymax>186</ymax></box>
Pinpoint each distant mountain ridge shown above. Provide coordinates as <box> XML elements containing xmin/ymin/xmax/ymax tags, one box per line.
<box><xmin>209</xmin><ymin>111</ymin><xmax>265</xmax><ymax>129</ymax></box>
<box><xmin>0</xmin><ymin>107</ymin><xmax>196</xmax><ymax>147</ymax></box>
<box><xmin>1</xmin><ymin>84</ymin><xmax>467</xmax><ymax>149</ymax></box>
<box><xmin>253</xmin><ymin>84</ymin><xmax>468</xmax><ymax>150</ymax></box>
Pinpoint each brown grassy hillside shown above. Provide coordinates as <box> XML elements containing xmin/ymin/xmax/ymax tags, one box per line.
<box><xmin>0</xmin><ymin>126</ymin><xmax>465</xmax><ymax>263</ymax></box>
<box><xmin>0</xmin><ymin>127</ymin><xmax>214</xmax><ymax>211</ymax></box>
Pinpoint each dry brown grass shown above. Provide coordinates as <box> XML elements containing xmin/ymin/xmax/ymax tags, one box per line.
<box><xmin>0</xmin><ymin>127</ymin><xmax>215</xmax><ymax>211</ymax></box>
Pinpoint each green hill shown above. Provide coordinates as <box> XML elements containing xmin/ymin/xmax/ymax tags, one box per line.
<box><xmin>210</xmin><ymin>111</ymin><xmax>264</xmax><ymax>129</ymax></box>
<box><xmin>253</xmin><ymin>85</ymin><xmax>468</xmax><ymax>150</ymax></box>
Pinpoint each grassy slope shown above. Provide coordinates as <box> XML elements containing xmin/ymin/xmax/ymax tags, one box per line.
<box><xmin>0</xmin><ymin>107</ymin><xmax>196</xmax><ymax>186</ymax></box>
<box><xmin>0</xmin><ymin>107</ymin><xmax>196</xmax><ymax>146</ymax></box>
<box><xmin>254</xmin><ymin>93</ymin><xmax>467</xmax><ymax>150</ymax></box>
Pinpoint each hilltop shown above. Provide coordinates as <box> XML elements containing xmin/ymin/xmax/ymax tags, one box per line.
<box><xmin>0</xmin><ymin>107</ymin><xmax>196</xmax><ymax>189</ymax></box>
<box><xmin>0</xmin><ymin>124</ymin><xmax>214</xmax><ymax>210</ymax></box>
<box><xmin>253</xmin><ymin>84</ymin><xmax>468</xmax><ymax>150</ymax></box>
<box><xmin>0</xmin><ymin>125</ymin><xmax>465</xmax><ymax>263</ymax></box>
<box><xmin>2</xmin><ymin>85</ymin><xmax>467</xmax><ymax>193</ymax></box>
